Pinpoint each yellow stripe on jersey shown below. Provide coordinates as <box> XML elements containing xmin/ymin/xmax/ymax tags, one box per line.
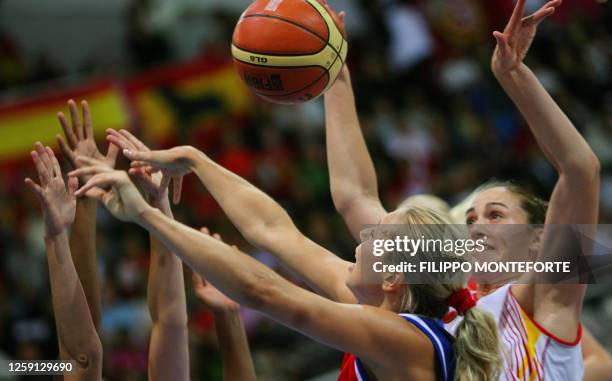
<box><xmin>520</xmin><ymin>308</ymin><xmax>543</xmax><ymax>381</ymax></box>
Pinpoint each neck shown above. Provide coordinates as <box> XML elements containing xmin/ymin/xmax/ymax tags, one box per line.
<box><xmin>378</xmin><ymin>290</ymin><xmax>404</xmax><ymax>312</ymax></box>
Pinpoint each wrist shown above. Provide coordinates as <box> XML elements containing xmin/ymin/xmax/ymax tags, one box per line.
<box><xmin>135</xmin><ymin>204</ymin><xmax>160</xmax><ymax>226</ymax></box>
<box><xmin>493</xmin><ymin>63</ymin><xmax>529</xmax><ymax>84</ymax></box>
<box><xmin>185</xmin><ymin>146</ymin><xmax>205</xmax><ymax>170</ymax></box>
<box><xmin>44</xmin><ymin>229</ymin><xmax>70</xmax><ymax>243</ymax></box>
<box><xmin>213</xmin><ymin>304</ymin><xmax>241</xmax><ymax>316</ymax></box>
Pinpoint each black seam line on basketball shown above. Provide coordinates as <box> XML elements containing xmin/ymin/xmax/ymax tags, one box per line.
<box><xmin>233</xmin><ymin>58</ymin><xmax>325</xmax><ymax>71</ymax></box>
<box><xmin>239</xmin><ymin>12</ymin><xmax>343</xmax><ymax>60</ymax></box>
<box><xmin>241</xmin><ymin>14</ymin><xmax>327</xmax><ymax>44</ymax></box>
<box><xmin>303</xmin><ymin>0</ymin><xmax>345</xmax><ymax>67</ymax></box>
<box><xmin>303</xmin><ymin>0</ymin><xmax>329</xmax><ymax>46</ymax></box>
<box><xmin>302</xmin><ymin>0</ymin><xmax>345</xmax><ymax>61</ymax></box>
<box><xmin>233</xmin><ymin>41</ymin><xmax>326</xmax><ymax>57</ymax></box>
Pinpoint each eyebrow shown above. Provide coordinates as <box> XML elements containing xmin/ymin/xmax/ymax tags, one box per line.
<box><xmin>465</xmin><ymin>202</ymin><xmax>509</xmax><ymax>215</ymax></box>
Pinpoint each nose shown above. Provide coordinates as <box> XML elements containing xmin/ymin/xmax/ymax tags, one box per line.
<box><xmin>469</xmin><ymin>223</ymin><xmax>487</xmax><ymax>241</ymax></box>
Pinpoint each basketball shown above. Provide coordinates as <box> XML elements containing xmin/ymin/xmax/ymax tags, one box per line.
<box><xmin>231</xmin><ymin>0</ymin><xmax>348</xmax><ymax>105</ymax></box>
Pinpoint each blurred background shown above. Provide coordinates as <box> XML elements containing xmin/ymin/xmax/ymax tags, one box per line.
<box><xmin>0</xmin><ymin>0</ymin><xmax>611</xmax><ymax>380</ymax></box>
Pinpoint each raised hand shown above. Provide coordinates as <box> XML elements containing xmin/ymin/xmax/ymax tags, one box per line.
<box><xmin>56</xmin><ymin>100</ymin><xmax>119</xmax><ymax>181</ymax></box>
<box><xmin>106</xmin><ymin>129</ymin><xmax>190</xmax><ymax>204</ymax></box>
<box><xmin>192</xmin><ymin>228</ymin><xmax>240</xmax><ymax>313</ymax></box>
<box><xmin>492</xmin><ymin>0</ymin><xmax>562</xmax><ymax>75</ymax></box>
<box><xmin>25</xmin><ymin>142</ymin><xmax>78</xmax><ymax>237</ymax></box>
<box><xmin>69</xmin><ymin>159</ymin><xmax>149</xmax><ymax>222</ymax></box>
<box><xmin>106</xmin><ymin>129</ymin><xmax>173</xmax><ymax>206</ymax></box>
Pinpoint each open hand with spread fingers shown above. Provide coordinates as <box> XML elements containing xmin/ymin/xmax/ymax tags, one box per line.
<box><xmin>69</xmin><ymin>159</ymin><xmax>150</xmax><ymax>223</ymax></box>
<box><xmin>192</xmin><ymin>228</ymin><xmax>240</xmax><ymax>313</ymax></box>
<box><xmin>25</xmin><ymin>142</ymin><xmax>79</xmax><ymax>237</ymax></box>
<box><xmin>56</xmin><ymin>100</ymin><xmax>119</xmax><ymax>181</ymax></box>
<box><xmin>492</xmin><ymin>0</ymin><xmax>562</xmax><ymax>75</ymax></box>
<box><xmin>107</xmin><ymin>129</ymin><xmax>195</xmax><ymax>205</ymax></box>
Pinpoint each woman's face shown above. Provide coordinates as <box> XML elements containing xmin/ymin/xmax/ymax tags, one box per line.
<box><xmin>346</xmin><ymin>211</ymin><xmax>404</xmax><ymax>305</ymax></box>
<box><xmin>466</xmin><ymin>187</ymin><xmax>539</xmax><ymax>278</ymax></box>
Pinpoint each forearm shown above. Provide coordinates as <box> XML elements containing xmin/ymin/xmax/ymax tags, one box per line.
<box><xmin>186</xmin><ymin>150</ymin><xmax>352</xmax><ymax>301</ymax></box>
<box><xmin>146</xmin><ymin>199</ymin><xmax>189</xmax><ymax>380</ymax></box>
<box><xmin>147</xmin><ymin>199</ymin><xmax>188</xmax><ymax>326</ymax></box>
<box><xmin>187</xmin><ymin>150</ymin><xmax>293</xmax><ymax>243</ymax></box>
<box><xmin>45</xmin><ymin>232</ymin><xmax>102</xmax><ymax>372</ymax></box>
<box><xmin>495</xmin><ymin>64</ymin><xmax>599</xmax><ymax>179</ymax></box>
<box><xmin>214</xmin><ymin>309</ymin><xmax>257</xmax><ymax>381</ymax></box>
<box><xmin>69</xmin><ymin>197</ymin><xmax>102</xmax><ymax>331</ymax></box>
<box><xmin>139</xmin><ymin>207</ymin><xmax>270</xmax><ymax>309</ymax></box>
<box><xmin>324</xmin><ymin>71</ymin><xmax>386</xmax><ymax>238</ymax></box>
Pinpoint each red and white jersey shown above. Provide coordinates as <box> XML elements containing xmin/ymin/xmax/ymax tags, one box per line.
<box><xmin>445</xmin><ymin>284</ymin><xmax>584</xmax><ymax>381</ymax></box>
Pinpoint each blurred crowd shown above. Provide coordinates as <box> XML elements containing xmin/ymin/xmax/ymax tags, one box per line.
<box><xmin>1</xmin><ymin>0</ymin><xmax>611</xmax><ymax>380</ymax></box>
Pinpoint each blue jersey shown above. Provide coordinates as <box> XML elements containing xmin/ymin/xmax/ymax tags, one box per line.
<box><xmin>348</xmin><ymin>314</ymin><xmax>456</xmax><ymax>381</ymax></box>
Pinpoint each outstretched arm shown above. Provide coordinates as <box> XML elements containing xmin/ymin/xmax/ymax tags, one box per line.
<box><xmin>192</xmin><ymin>230</ymin><xmax>256</xmax><ymax>381</ymax></box>
<box><xmin>492</xmin><ymin>0</ymin><xmax>600</xmax><ymax>342</ymax></box>
<box><xmin>146</xmin><ymin>194</ymin><xmax>189</xmax><ymax>381</ymax></box>
<box><xmin>25</xmin><ymin>143</ymin><xmax>102</xmax><ymax>380</ymax></box>
<box><xmin>70</xmin><ymin>167</ymin><xmax>426</xmax><ymax>371</ymax></box>
<box><xmin>107</xmin><ymin>130</ymin><xmax>356</xmax><ymax>303</ymax></box>
<box><xmin>56</xmin><ymin>99</ymin><xmax>119</xmax><ymax>331</ymax></box>
<box><xmin>324</xmin><ymin>66</ymin><xmax>387</xmax><ymax>240</ymax></box>
<box><xmin>115</xmin><ymin>134</ymin><xmax>189</xmax><ymax>381</ymax></box>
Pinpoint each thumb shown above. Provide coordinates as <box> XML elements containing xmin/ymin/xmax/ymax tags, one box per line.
<box><xmin>493</xmin><ymin>31</ymin><xmax>509</xmax><ymax>55</ymax></box>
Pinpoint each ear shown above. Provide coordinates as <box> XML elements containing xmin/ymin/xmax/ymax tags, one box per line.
<box><xmin>382</xmin><ymin>272</ymin><xmax>404</xmax><ymax>292</ymax></box>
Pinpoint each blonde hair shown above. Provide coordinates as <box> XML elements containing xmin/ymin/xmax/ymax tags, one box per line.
<box><xmin>398</xmin><ymin>194</ymin><xmax>451</xmax><ymax>220</ymax></box>
<box><xmin>381</xmin><ymin>207</ymin><xmax>501</xmax><ymax>381</ymax></box>
<box><xmin>449</xmin><ymin>190</ymin><xmax>478</xmax><ymax>225</ymax></box>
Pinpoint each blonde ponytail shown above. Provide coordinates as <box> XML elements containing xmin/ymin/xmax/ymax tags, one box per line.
<box><xmin>454</xmin><ymin>307</ymin><xmax>502</xmax><ymax>381</ymax></box>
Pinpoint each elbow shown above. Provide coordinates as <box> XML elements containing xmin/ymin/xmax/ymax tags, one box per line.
<box><xmin>74</xmin><ymin>337</ymin><xmax>103</xmax><ymax>371</ymax></box>
<box><xmin>560</xmin><ymin>153</ymin><xmax>600</xmax><ymax>185</ymax></box>
<box><xmin>332</xmin><ymin>193</ymin><xmax>369</xmax><ymax>217</ymax></box>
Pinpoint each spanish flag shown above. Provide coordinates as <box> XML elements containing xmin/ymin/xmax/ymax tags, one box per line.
<box><xmin>125</xmin><ymin>56</ymin><xmax>253</xmax><ymax>147</ymax></box>
<box><xmin>0</xmin><ymin>80</ymin><xmax>130</xmax><ymax>162</ymax></box>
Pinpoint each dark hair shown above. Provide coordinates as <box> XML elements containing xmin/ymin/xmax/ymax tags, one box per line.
<box><xmin>475</xmin><ymin>180</ymin><xmax>548</xmax><ymax>224</ymax></box>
